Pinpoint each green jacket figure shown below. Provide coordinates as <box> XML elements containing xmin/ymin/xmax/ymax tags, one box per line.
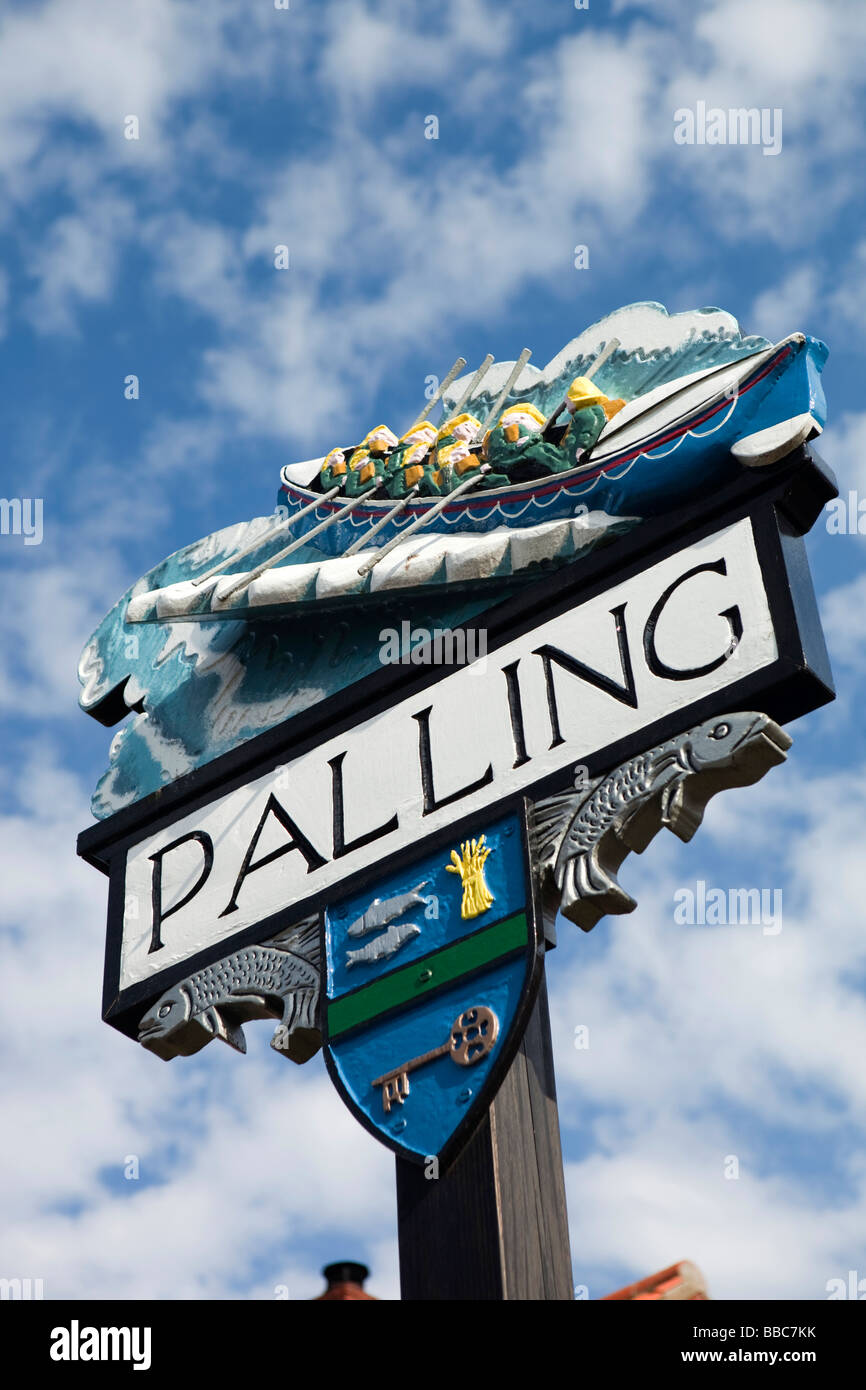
<box><xmin>482</xmin><ymin>402</ymin><xmax>564</xmax><ymax>484</ymax></box>
<box><xmin>427</xmin><ymin>413</ymin><xmax>482</xmax><ymax>493</ymax></box>
<box><xmin>344</xmin><ymin>424</ymin><xmax>398</xmax><ymax>497</ymax></box>
<box><xmin>319</xmin><ymin>447</ymin><xmax>349</xmax><ymax>493</ymax></box>
<box><xmin>559</xmin><ymin>377</ymin><xmax>625</xmax><ymax>468</ymax></box>
<box><xmin>384</xmin><ymin>421</ymin><xmax>439</xmax><ymax>498</ymax></box>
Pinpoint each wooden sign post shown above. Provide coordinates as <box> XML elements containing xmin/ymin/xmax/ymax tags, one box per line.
<box><xmin>397</xmin><ymin>974</ymin><xmax>573</xmax><ymax>1300</ymax></box>
<box><xmin>77</xmin><ymin>304</ymin><xmax>835</xmax><ymax>1299</ymax></box>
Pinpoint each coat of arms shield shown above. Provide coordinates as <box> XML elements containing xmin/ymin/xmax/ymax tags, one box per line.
<box><xmin>322</xmin><ymin>800</ymin><xmax>544</xmax><ymax>1167</ymax></box>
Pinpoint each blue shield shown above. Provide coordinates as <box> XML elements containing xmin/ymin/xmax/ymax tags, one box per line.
<box><xmin>322</xmin><ymin>802</ymin><xmax>543</xmax><ymax>1166</ymax></box>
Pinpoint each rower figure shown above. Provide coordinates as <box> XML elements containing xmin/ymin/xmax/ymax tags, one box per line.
<box><xmin>429</xmin><ymin>412</ymin><xmax>483</xmax><ymax>494</ymax></box>
<box><xmin>437</xmin><ymin>412</ymin><xmax>482</xmax><ymax>453</ymax></box>
<box><xmin>481</xmin><ymin>401</ymin><xmax>562</xmax><ymax>484</ymax></box>
<box><xmin>320</xmin><ymin>447</ymin><xmax>348</xmax><ymax>492</ymax></box>
<box><xmin>384</xmin><ymin>421</ymin><xmax>439</xmax><ymax>498</ymax></box>
<box><xmin>344</xmin><ymin>424</ymin><xmax>398</xmax><ymax>497</ymax></box>
<box><xmin>560</xmin><ymin>377</ymin><xmax>626</xmax><ymax>467</ymax></box>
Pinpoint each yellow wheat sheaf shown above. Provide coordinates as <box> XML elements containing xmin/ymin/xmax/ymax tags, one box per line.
<box><xmin>446</xmin><ymin>835</ymin><xmax>494</xmax><ymax>920</ymax></box>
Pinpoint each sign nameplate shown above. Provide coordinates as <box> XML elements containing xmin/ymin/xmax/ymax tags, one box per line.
<box><xmin>80</xmin><ymin>491</ymin><xmax>833</xmax><ymax>1038</ymax></box>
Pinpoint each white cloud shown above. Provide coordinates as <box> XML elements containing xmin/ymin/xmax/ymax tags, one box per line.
<box><xmin>750</xmin><ymin>266</ymin><xmax>820</xmax><ymax>342</ymax></box>
<box><xmin>316</xmin><ymin>0</ymin><xmax>512</xmax><ymax>106</ymax></box>
<box><xmin>24</xmin><ymin>195</ymin><xmax>135</xmax><ymax>334</ymax></box>
<box><xmin>695</xmin><ymin>0</ymin><xmax>839</xmax><ymax>86</ymax></box>
<box><xmin>145</xmin><ymin>212</ymin><xmax>247</xmax><ymax>324</ymax></box>
<box><xmin>0</xmin><ymin>747</ymin><xmax>398</xmax><ymax>1299</ymax></box>
<box><xmin>175</xmin><ymin>24</ymin><xmax>666</xmax><ymax>446</ymax></box>
<box><xmin>141</xmin><ymin>0</ymin><xmax>866</xmax><ymax>445</ymax></box>
<box><xmin>548</xmin><ymin>761</ymin><xmax>866</xmax><ymax>1297</ymax></box>
<box><xmin>817</xmin><ymin>571</ymin><xmax>866</xmax><ymax>671</ymax></box>
<box><xmin>0</xmin><ymin>406</ymin><xmax>233</xmax><ymax>724</ymax></box>
<box><xmin>830</xmin><ymin>239</ymin><xmax>866</xmax><ymax>334</ymax></box>
<box><xmin>0</xmin><ymin>0</ymin><xmax>279</xmax><ymax>195</ymax></box>
<box><xmin>819</xmin><ymin>410</ymin><xmax>866</xmax><ymax>500</ymax></box>
<box><xmin>567</xmin><ymin>1131</ymin><xmax>866</xmax><ymax>1300</ymax></box>
<box><xmin>0</xmin><ymin>564</ymin><xmax>121</xmax><ymax>721</ymax></box>
<box><xmin>2</xmin><ymin>0</ymin><xmax>862</xmax><ymax>419</ymax></box>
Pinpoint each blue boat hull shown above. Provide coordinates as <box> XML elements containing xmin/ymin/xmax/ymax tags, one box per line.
<box><xmin>277</xmin><ymin>336</ymin><xmax>827</xmax><ymax>557</ymax></box>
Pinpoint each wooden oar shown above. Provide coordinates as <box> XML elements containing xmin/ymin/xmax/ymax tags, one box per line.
<box><xmin>343</xmin><ymin>487</ymin><xmax>421</xmax><ymax>556</ymax></box>
<box><xmin>472</xmin><ymin>348</ymin><xmax>532</xmax><ymax>442</ymax></box>
<box><xmin>541</xmin><ymin>336</ymin><xmax>621</xmax><ymax>433</ymax></box>
<box><xmin>429</xmin><ymin>354</ymin><xmax>496</xmax><ymax>471</ymax></box>
<box><xmin>356</xmin><ymin>468</ymin><xmax>490</xmax><ymax>577</ymax></box>
<box><xmin>191</xmin><ymin>486</ymin><xmax>341</xmax><ymax>587</ymax></box>
<box><xmin>447</xmin><ymin>354</ymin><xmax>494</xmax><ymax>421</ymax></box>
<box><xmin>217</xmin><ymin>488</ymin><xmax>384</xmax><ymax>602</ymax></box>
<box><xmin>404</xmin><ymin>356</ymin><xmax>466</xmax><ymax>434</ymax></box>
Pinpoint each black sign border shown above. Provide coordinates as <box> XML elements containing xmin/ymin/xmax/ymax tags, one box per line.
<box><xmin>80</xmin><ymin>448</ymin><xmax>836</xmax><ymax>1040</ymax></box>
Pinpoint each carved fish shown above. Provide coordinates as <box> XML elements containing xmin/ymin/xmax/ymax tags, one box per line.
<box><xmin>137</xmin><ymin>918</ymin><xmax>321</xmax><ymax>1064</ymax></box>
<box><xmin>345</xmin><ymin>921</ymin><xmax>421</xmax><ymax>968</ymax></box>
<box><xmin>531</xmin><ymin>712</ymin><xmax>791</xmax><ymax>932</ymax></box>
<box><xmin>346</xmin><ymin>882</ymin><xmax>429</xmax><ymax>937</ymax></box>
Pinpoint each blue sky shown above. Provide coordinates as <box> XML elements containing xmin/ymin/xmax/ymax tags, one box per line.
<box><xmin>2</xmin><ymin>0</ymin><xmax>866</xmax><ymax>1300</ymax></box>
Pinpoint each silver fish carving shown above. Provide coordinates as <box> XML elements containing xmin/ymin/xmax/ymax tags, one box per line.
<box><xmin>531</xmin><ymin>712</ymin><xmax>791</xmax><ymax>932</ymax></box>
<box><xmin>137</xmin><ymin>917</ymin><xmax>321</xmax><ymax>1064</ymax></box>
<box><xmin>346</xmin><ymin>881</ymin><xmax>430</xmax><ymax>937</ymax></box>
<box><xmin>345</xmin><ymin>921</ymin><xmax>421</xmax><ymax>968</ymax></box>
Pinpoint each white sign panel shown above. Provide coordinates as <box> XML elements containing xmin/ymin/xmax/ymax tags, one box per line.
<box><xmin>119</xmin><ymin>517</ymin><xmax>777</xmax><ymax>990</ymax></box>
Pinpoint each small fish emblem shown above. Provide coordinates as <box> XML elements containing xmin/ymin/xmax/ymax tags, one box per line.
<box><xmin>346</xmin><ymin>882</ymin><xmax>430</xmax><ymax>937</ymax></box>
<box><xmin>346</xmin><ymin>921</ymin><xmax>421</xmax><ymax>968</ymax></box>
